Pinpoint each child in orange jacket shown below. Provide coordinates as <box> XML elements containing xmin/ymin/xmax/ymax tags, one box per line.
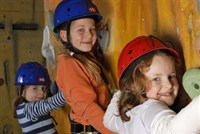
<box><xmin>53</xmin><ymin>0</ymin><xmax>115</xmax><ymax>134</ymax></box>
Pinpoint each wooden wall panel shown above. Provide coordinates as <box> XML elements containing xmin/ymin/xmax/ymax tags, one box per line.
<box><xmin>0</xmin><ymin>0</ymin><xmax>44</xmax><ymax>133</ymax></box>
<box><xmin>174</xmin><ymin>0</ymin><xmax>200</xmax><ymax>68</ymax></box>
<box><xmin>93</xmin><ymin>0</ymin><xmax>156</xmax><ymax>84</ymax></box>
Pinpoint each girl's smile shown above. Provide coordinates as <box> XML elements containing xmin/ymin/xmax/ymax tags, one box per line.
<box><xmin>69</xmin><ymin>18</ymin><xmax>97</xmax><ymax>52</ymax></box>
<box><xmin>144</xmin><ymin>54</ymin><xmax>179</xmax><ymax>106</ymax></box>
<box><xmin>59</xmin><ymin>18</ymin><xmax>97</xmax><ymax>52</ymax></box>
<box><xmin>22</xmin><ymin>85</ymin><xmax>47</xmax><ymax>102</ymax></box>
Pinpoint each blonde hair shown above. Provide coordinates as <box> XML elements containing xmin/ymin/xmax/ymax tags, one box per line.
<box><xmin>69</xmin><ymin>50</ymin><xmax>103</xmax><ymax>86</ymax></box>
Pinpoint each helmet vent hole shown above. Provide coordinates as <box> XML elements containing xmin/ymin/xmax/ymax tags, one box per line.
<box><xmin>128</xmin><ymin>50</ymin><xmax>132</xmax><ymax>54</ymax></box>
<box><xmin>67</xmin><ymin>8</ymin><xmax>70</xmax><ymax>12</ymax></box>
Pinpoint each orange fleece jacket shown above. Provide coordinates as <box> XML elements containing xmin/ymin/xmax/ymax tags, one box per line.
<box><xmin>56</xmin><ymin>54</ymin><xmax>115</xmax><ymax>134</ymax></box>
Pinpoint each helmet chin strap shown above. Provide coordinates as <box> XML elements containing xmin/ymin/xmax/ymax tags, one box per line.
<box><xmin>65</xmin><ymin>40</ymin><xmax>88</xmax><ymax>55</ymax></box>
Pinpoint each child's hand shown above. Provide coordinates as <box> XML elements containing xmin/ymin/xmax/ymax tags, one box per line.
<box><xmin>114</xmin><ymin>90</ymin><xmax>121</xmax><ymax>98</ymax></box>
<box><xmin>111</xmin><ymin>90</ymin><xmax>121</xmax><ymax>103</ymax></box>
<box><xmin>50</xmin><ymin>81</ymin><xmax>59</xmax><ymax>95</ymax></box>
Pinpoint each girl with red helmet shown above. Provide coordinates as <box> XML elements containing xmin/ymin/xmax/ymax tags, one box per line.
<box><xmin>54</xmin><ymin>0</ymin><xmax>115</xmax><ymax>134</ymax></box>
<box><xmin>13</xmin><ymin>62</ymin><xmax>65</xmax><ymax>134</ymax></box>
<box><xmin>103</xmin><ymin>35</ymin><xmax>200</xmax><ymax>134</ymax></box>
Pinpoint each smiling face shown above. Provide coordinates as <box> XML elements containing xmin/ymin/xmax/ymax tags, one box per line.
<box><xmin>144</xmin><ymin>54</ymin><xmax>179</xmax><ymax>106</ymax></box>
<box><xmin>59</xmin><ymin>18</ymin><xmax>97</xmax><ymax>52</ymax></box>
<box><xmin>69</xmin><ymin>18</ymin><xmax>97</xmax><ymax>52</ymax></box>
<box><xmin>22</xmin><ymin>85</ymin><xmax>47</xmax><ymax>102</ymax></box>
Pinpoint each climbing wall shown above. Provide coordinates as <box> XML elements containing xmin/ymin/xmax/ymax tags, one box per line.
<box><xmin>93</xmin><ymin>0</ymin><xmax>200</xmax><ymax>83</ymax></box>
<box><xmin>0</xmin><ymin>0</ymin><xmax>44</xmax><ymax>133</ymax></box>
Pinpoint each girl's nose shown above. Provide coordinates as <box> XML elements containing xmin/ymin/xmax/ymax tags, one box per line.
<box><xmin>86</xmin><ymin>30</ymin><xmax>93</xmax><ymax>39</ymax></box>
<box><xmin>164</xmin><ymin>80</ymin><xmax>172</xmax><ymax>90</ymax></box>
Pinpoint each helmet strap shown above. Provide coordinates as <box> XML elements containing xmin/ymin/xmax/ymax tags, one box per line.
<box><xmin>19</xmin><ymin>85</ymin><xmax>24</xmax><ymax>96</ymax></box>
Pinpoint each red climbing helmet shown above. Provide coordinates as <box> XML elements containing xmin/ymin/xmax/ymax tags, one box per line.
<box><xmin>53</xmin><ymin>0</ymin><xmax>103</xmax><ymax>33</ymax></box>
<box><xmin>118</xmin><ymin>35</ymin><xmax>179</xmax><ymax>86</ymax></box>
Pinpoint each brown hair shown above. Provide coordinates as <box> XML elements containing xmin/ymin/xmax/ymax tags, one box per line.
<box><xmin>118</xmin><ymin>50</ymin><xmax>191</xmax><ymax>122</ymax></box>
<box><xmin>12</xmin><ymin>86</ymin><xmax>26</xmax><ymax>118</ymax></box>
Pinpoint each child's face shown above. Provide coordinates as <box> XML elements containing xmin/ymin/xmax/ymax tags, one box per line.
<box><xmin>144</xmin><ymin>54</ymin><xmax>179</xmax><ymax>106</ymax></box>
<box><xmin>69</xmin><ymin>18</ymin><xmax>97</xmax><ymax>52</ymax></box>
<box><xmin>22</xmin><ymin>85</ymin><xmax>47</xmax><ymax>102</ymax></box>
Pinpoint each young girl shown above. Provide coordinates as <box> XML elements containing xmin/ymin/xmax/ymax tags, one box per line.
<box><xmin>53</xmin><ymin>0</ymin><xmax>115</xmax><ymax>134</ymax></box>
<box><xmin>103</xmin><ymin>35</ymin><xmax>199</xmax><ymax>134</ymax></box>
<box><xmin>13</xmin><ymin>62</ymin><xmax>65</xmax><ymax>134</ymax></box>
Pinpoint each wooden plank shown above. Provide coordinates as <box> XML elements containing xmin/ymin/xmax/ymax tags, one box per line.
<box><xmin>0</xmin><ymin>0</ymin><xmax>44</xmax><ymax>133</ymax></box>
<box><xmin>0</xmin><ymin>0</ymin><xmax>44</xmax><ymax>12</ymax></box>
<box><xmin>173</xmin><ymin>0</ymin><xmax>200</xmax><ymax>69</ymax></box>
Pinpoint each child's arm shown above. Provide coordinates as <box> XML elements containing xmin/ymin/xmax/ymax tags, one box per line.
<box><xmin>103</xmin><ymin>90</ymin><xmax>121</xmax><ymax>133</ymax></box>
<box><xmin>151</xmin><ymin>96</ymin><xmax>200</xmax><ymax>133</ymax></box>
<box><xmin>24</xmin><ymin>90</ymin><xmax>65</xmax><ymax>121</ymax></box>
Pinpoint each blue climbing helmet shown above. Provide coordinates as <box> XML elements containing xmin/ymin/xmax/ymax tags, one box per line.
<box><xmin>53</xmin><ymin>0</ymin><xmax>103</xmax><ymax>33</ymax></box>
<box><xmin>15</xmin><ymin>62</ymin><xmax>51</xmax><ymax>85</ymax></box>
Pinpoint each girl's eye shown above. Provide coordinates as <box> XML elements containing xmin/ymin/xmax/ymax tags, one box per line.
<box><xmin>32</xmin><ymin>87</ymin><xmax>38</xmax><ymax>91</ymax></box>
<box><xmin>90</xmin><ymin>27</ymin><xmax>96</xmax><ymax>32</ymax></box>
<box><xmin>169</xmin><ymin>75</ymin><xmax>176</xmax><ymax>80</ymax></box>
<box><xmin>42</xmin><ymin>86</ymin><xmax>47</xmax><ymax>92</ymax></box>
<box><xmin>152</xmin><ymin>77</ymin><xmax>160</xmax><ymax>81</ymax></box>
<box><xmin>78</xmin><ymin>29</ymin><xmax>84</xmax><ymax>32</ymax></box>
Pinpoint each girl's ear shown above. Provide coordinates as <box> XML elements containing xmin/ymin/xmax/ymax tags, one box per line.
<box><xmin>59</xmin><ymin>30</ymin><xmax>67</xmax><ymax>42</ymax></box>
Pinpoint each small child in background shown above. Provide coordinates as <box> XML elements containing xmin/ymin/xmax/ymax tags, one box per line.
<box><xmin>103</xmin><ymin>35</ymin><xmax>200</xmax><ymax>134</ymax></box>
<box><xmin>13</xmin><ymin>62</ymin><xmax>65</xmax><ymax>134</ymax></box>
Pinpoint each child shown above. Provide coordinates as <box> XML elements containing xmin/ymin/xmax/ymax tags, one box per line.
<box><xmin>53</xmin><ymin>0</ymin><xmax>115</xmax><ymax>134</ymax></box>
<box><xmin>103</xmin><ymin>35</ymin><xmax>200</xmax><ymax>134</ymax></box>
<box><xmin>13</xmin><ymin>62</ymin><xmax>65</xmax><ymax>134</ymax></box>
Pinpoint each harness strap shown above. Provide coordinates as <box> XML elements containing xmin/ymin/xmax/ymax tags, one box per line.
<box><xmin>69</xmin><ymin>115</ymin><xmax>100</xmax><ymax>133</ymax></box>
